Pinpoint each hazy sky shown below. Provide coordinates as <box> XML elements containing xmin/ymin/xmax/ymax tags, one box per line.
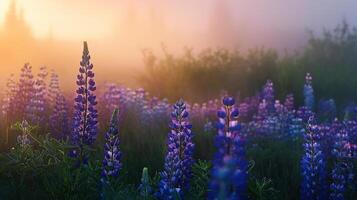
<box><xmin>1</xmin><ymin>0</ymin><xmax>356</xmax><ymax>41</ymax></box>
<box><xmin>1</xmin><ymin>0</ymin><xmax>357</xmax><ymax>89</ymax></box>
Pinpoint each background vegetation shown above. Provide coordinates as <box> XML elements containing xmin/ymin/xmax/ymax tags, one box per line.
<box><xmin>139</xmin><ymin>21</ymin><xmax>357</xmax><ymax>110</ymax></box>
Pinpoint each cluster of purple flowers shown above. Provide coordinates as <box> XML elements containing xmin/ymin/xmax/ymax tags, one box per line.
<box><xmin>2</xmin><ymin>41</ymin><xmax>357</xmax><ymax>200</ymax></box>
<box><xmin>2</xmin><ymin>74</ymin><xmax>17</xmax><ymax>118</ymax></box>
<box><xmin>26</xmin><ymin>66</ymin><xmax>48</xmax><ymax>125</ymax></box>
<box><xmin>300</xmin><ymin>116</ymin><xmax>327</xmax><ymax>200</ymax></box>
<box><xmin>100</xmin><ymin>85</ymin><xmax>171</xmax><ymax>127</ymax></box>
<box><xmin>101</xmin><ymin>84</ymin><xmax>122</xmax><ymax>118</ymax></box>
<box><xmin>16</xmin><ymin>120</ymin><xmax>32</xmax><ymax>147</ymax></box>
<box><xmin>13</xmin><ymin>63</ymin><xmax>35</xmax><ymax>121</ymax></box>
<box><xmin>329</xmin><ymin>120</ymin><xmax>355</xmax><ymax>200</ymax></box>
<box><xmin>48</xmin><ymin>71</ymin><xmax>69</xmax><ymax>138</ymax></box>
<box><xmin>288</xmin><ymin>117</ymin><xmax>304</xmax><ymax>139</ymax></box>
<box><xmin>50</xmin><ymin>93</ymin><xmax>69</xmax><ymax>138</ymax></box>
<box><xmin>157</xmin><ymin>99</ymin><xmax>195</xmax><ymax>199</ymax></box>
<box><xmin>70</xmin><ymin>42</ymin><xmax>98</xmax><ymax>164</ymax></box>
<box><xmin>208</xmin><ymin>97</ymin><xmax>247</xmax><ymax>200</ymax></box>
<box><xmin>101</xmin><ymin>108</ymin><xmax>122</xmax><ymax>182</ymax></box>
<box><xmin>284</xmin><ymin>93</ymin><xmax>295</xmax><ymax>112</ymax></box>
<box><xmin>2</xmin><ymin>62</ymin><xmax>68</xmax><ymax>138</ymax></box>
<box><xmin>262</xmin><ymin>80</ymin><xmax>275</xmax><ymax>113</ymax></box>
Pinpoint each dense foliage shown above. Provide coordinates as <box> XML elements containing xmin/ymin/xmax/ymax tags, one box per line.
<box><xmin>139</xmin><ymin>22</ymin><xmax>357</xmax><ymax>109</ymax></box>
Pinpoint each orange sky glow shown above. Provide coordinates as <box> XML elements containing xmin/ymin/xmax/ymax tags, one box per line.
<box><xmin>0</xmin><ymin>0</ymin><xmax>356</xmax><ymax>90</ymax></box>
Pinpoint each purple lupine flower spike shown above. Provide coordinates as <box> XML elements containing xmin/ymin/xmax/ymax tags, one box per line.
<box><xmin>70</xmin><ymin>42</ymin><xmax>98</xmax><ymax>165</ymax></box>
<box><xmin>48</xmin><ymin>70</ymin><xmax>60</xmax><ymax>108</ymax></box>
<box><xmin>209</xmin><ymin>96</ymin><xmax>248</xmax><ymax>200</ymax></box>
<box><xmin>262</xmin><ymin>80</ymin><xmax>275</xmax><ymax>113</ymax></box>
<box><xmin>50</xmin><ymin>93</ymin><xmax>69</xmax><ymax>138</ymax></box>
<box><xmin>300</xmin><ymin>116</ymin><xmax>327</xmax><ymax>200</ymax></box>
<box><xmin>101</xmin><ymin>108</ymin><xmax>122</xmax><ymax>182</ymax></box>
<box><xmin>284</xmin><ymin>94</ymin><xmax>294</xmax><ymax>112</ymax></box>
<box><xmin>2</xmin><ymin>74</ymin><xmax>18</xmax><ymax>123</ymax></box>
<box><xmin>14</xmin><ymin>63</ymin><xmax>34</xmax><ymax>121</ymax></box>
<box><xmin>48</xmin><ymin>71</ymin><xmax>69</xmax><ymax>138</ymax></box>
<box><xmin>330</xmin><ymin>121</ymin><xmax>355</xmax><ymax>200</ymax></box>
<box><xmin>157</xmin><ymin>98</ymin><xmax>195</xmax><ymax>199</ymax></box>
<box><xmin>26</xmin><ymin>66</ymin><xmax>48</xmax><ymax>126</ymax></box>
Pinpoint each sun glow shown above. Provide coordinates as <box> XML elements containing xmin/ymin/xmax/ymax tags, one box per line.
<box><xmin>0</xmin><ymin>0</ymin><xmax>357</xmax><ymax>90</ymax></box>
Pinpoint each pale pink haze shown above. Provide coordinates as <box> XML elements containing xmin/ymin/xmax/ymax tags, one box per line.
<box><xmin>0</xmin><ymin>0</ymin><xmax>356</xmax><ymax>89</ymax></box>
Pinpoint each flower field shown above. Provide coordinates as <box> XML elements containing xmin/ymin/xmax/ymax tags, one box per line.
<box><xmin>0</xmin><ymin>41</ymin><xmax>356</xmax><ymax>200</ymax></box>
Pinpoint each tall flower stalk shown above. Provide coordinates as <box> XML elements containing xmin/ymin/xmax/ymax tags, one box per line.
<box><xmin>284</xmin><ymin>94</ymin><xmax>294</xmax><ymax>112</ymax></box>
<box><xmin>262</xmin><ymin>80</ymin><xmax>275</xmax><ymax>113</ymax></box>
<box><xmin>300</xmin><ymin>116</ymin><xmax>327</xmax><ymax>200</ymax></box>
<box><xmin>157</xmin><ymin>99</ymin><xmax>195</xmax><ymax>199</ymax></box>
<box><xmin>2</xmin><ymin>74</ymin><xmax>17</xmax><ymax>117</ymax></box>
<box><xmin>50</xmin><ymin>93</ymin><xmax>69</xmax><ymax>138</ymax></box>
<box><xmin>70</xmin><ymin>42</ymin><xmax>98</xmax><ymax>165</ymax></box>
<box><xmin>48</xmin><ymin>70</ymin><xmax>61</xmax><ymax>108</ymax></box>
<box><xmin>14</xmin><ymin>63</ymin><xmax>34</xmax><ymax>121</ymax></box>
<box><xmin>2</xmin><ymin>74</ymin><xmax>17</xmax><ymax>143</ymax></box>
<box><xmin>330</xmin><ymin>121</ymin><xmax>354</xmax><ymax>200</ymax></box>
<box><xmin>15</xmin><ymin>120</ymin><xmax>32</xmax><ymax>148</ymax></box>
<box><xmin>101</xmin><ymin>108</ymin><xmax>121</xmax><ymax>186</ymax></box>
<box><xmin>209</xmin><ymin>97</ymin><xmax>247</xmax><ymax>200</ymax></box>
<box><xmin>26</xmin><ymin>66</ymin><xmax>48</xmax><ymax>126</ymax></box>
<box><xmin>48</xmin><ymin>71</ymin><xmax>69</xmax><ymax>138</ymax></box>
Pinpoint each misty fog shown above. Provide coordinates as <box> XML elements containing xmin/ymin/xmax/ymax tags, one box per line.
<box><xmin>1</xmin><ymin>0</ymin><xmax>357</xmax><ymax>89</ymax></box>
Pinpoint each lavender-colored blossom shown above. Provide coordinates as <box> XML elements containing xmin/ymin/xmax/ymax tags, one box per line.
<box><xmin>70</xmin><ymin>42</ymin><xmax>98</xmax><ymax>164</ymax></box>
<box><xmin>288</xmin><ymin>117</ymin><xmax>305</xmax><ymax>139</ymax></box>
<box><xmin>26</xmin><ymin>66</ymin><xmax>48</xmax><ymax>125</ymax></box>
<box><xmin>274</xmin><ymin>100</ymin><xmax>284</xmax><ymax>114</ymax></box>
<box><xmin>48</xmin><ymin>71</ymin><xmax>69</xmax><ymax>138</ymax></box>
<box><xmin>261</xmin><ymin>80</ymin><xmax>275</xmax><ymax>113</ymax></box>
<box><xmin>101</xmin><ymin>108</ymin><xmax>122</xmax><ymax>181</ymax></box>
<box><xmin>102</xmin><ymin>83</ymin><xmax>121</xmax><ymax>118</ymax></box>
<box><xmin>343</xmin><ymin>121</ymin><xmax>356</xmax><ymax>175</ymax></box>
<box><xmin>249</xmin><ymin>99</ymin><xmax>269</xmax><ymax>135</ymax></box>
<box><xmin>48</xmin><ymin>70</ymin><xmax>61</xmax><ymax>108</ymax></box>
<box><xmin>50</xmin><ymin>93</ymin><xmax>69</xmax><ymax>138</ymax></box>
<box><xmin>2</xmin><ymin>74</ymin><xmax>18</xmax><ymax>122</ymax></box>
<box><xmin>248</xmin><ymin>94</ymin><xmax>260</xmax><ymax>116</ymax></box>
<box><xmin>297</xmin><ymin>106</ymin><xmax>314</xmax><ymax>123</ymax></box>
<box><xmin>13</xmin><ymin>63</ymin><xmax>34</xmax><ymax>121</ymax></box>
<box><xmin>257</xmin><ymin>99</ymin><xmax>268</xmax><ymax>120</ymax></box>
<box><xmin>16</xmin><ymin>120</ymin><xmax>32</xmax><ymax>147</ymax></box>
<box><xmin>157</xmin><ymin>99</ymin><xmax>195</xmax><ymax>199</ymax></box>
<box><xmin>330</xmin><ymin>122</ymin><xmax>353</xmax><ymax>200</ymax></box>
<box><xmin>345</xmin><ymin>120</ymin><xmax>357</xmax><ymax>158</ymax></box>
<box><xmin>149</xmin><ymin>97</ymin><xmax>171</xmax><ymax>123</ymax></box>
<box><xmin>238</xmin><ymin>102</ymin><xmax>249</xmax><ymax>122</ymax></box>
<box><xmin>300</xmin><ymin>116</ymin><xmax>327</xmax><ymax>200</ymax></box>
<box><xmin>208</xmin><ymin>97</ymin><xmax>247</xmax><ymax>200</ymax></box>
<box><xmin>190</xmin><ymin>103</ymin><xmax>202</xmax><ymax>119</ymax></box>
<box><xmin>284</xmin><ymin>94</ymin><xmax>295</xmax><ymax>112</ymax></box>
<box><xmin>297</xmin><ymin>73</ymin><xmax>315</xmax><ymax>122</ymax></box>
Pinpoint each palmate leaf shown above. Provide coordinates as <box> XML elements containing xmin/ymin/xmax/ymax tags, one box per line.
<box><xmin>248</xmin><ymin>177</ymin><xmax>279</xmax><ymax>200</ymax></box>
